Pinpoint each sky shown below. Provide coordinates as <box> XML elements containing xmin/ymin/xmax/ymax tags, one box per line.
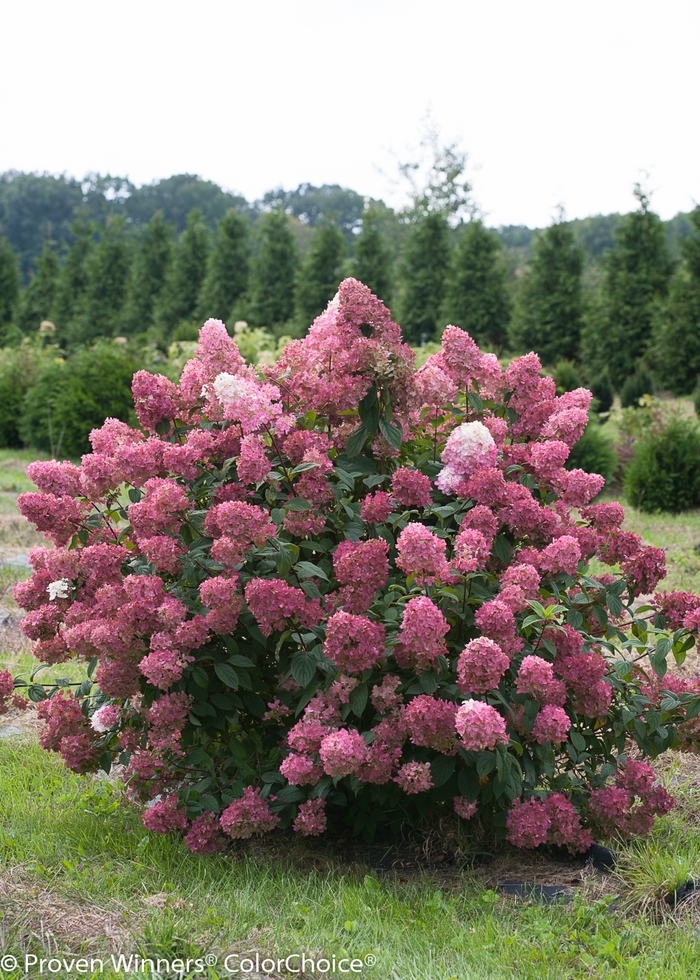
<box><xmin>2</xmin><ymin>0</ymin><xmax>698</xmax><ymax>228</ymax></box>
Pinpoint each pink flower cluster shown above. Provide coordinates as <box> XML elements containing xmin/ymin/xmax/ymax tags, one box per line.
<box><xmin>394</xmin><ymin>596</ymin><xmax>449</xmax><ymax>671</ymax></box>
<box><xmin>220</xmin><ymin>787</ymin><xmax>280</xmax><ymax>839</ymax></box>
<box><xmin>332</xmin><ymin>538</ymin><xmax>389</xmax><ymax>612</ymax></box>
<box><xmin>588</xmin><ymin>760</ymin><xmax>674</xmax><ymax>838</ymax></box>
<box><xmin>324</xmin><ymin>612</ymin><xmax>386</xmax><ymax>673</ymax></box>
<box><xmin>457</xmin><ymin>638</ymin><xmax>510</xmax><ymax>694</ymax></box>
<box><xmin>396</xmin><ymin>523</ymin><xmax>450</xmax><ymax>587</ymax></box>
<box><xmin>455</xmin><ymin>700</ymin><xmax>508</xmax><ymax>751</ymax></box>
<box><xmin>405</xmin><ymin>695</ymin><xmax>458</xmax><ymax>754</ymax></box>
<box><xmin>506</xmin><ymin>793</ymin><xmax>592</xmax><ymax>852</ymax></box>
<box><xmin>244</xmin><ymin>579</ymin><xmax>322</xmax><ymax>636</ymax></box>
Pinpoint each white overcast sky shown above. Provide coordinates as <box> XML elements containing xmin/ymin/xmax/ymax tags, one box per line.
<box><xmin>2</xmin><ymin>0</ymin><xmax>698</xmax><ymax>228</ymax></box>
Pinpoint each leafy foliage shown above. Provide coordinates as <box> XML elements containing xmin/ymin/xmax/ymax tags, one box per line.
<box><xmin>248</xmin><ymin>210</ymin><xmax>298</xmax><ymax>329</ymax></box>
<box><xmin>19</xmin><ymin>342</ymin><xmax>138</xmax><ymax>457</ymax></box>
<box><xmin>651</xmin><ymin>206</ymin><xmax>700</xmax><ymax>394</ymax></box>
<box><xmin>620</xmin><ymin>368</ymin><xmax>655</xmax><ymax>409</ymax></box>
<box><xmin>508</xmin><ymin>217</ymin><xmax>584</xmax><ymax>365</ymax></box>
<box><xmin>295</xmin><ymin>223</ymin><xmax>346</xmax><ymax>324</ymax></box>
<box><xmin>624</xmin><ymin>417</ymin><xmax>700</xmax><ymax>513</ymax></box>
<box><xmin>442</xmin><ymin>220</ymin><xmax>511</xmax><ymax>351</ymax></box>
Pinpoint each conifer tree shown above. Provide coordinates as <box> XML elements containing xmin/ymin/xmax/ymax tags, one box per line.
<box><xmin>398</xmin><ymin>212</ymin><xmax>451</xmax><ymax>343</ymax></box>
<box><xmin>508</xmin><ymin>216</ymin><xmax>584</xmax><ymax>365</ymax></box>
<box><xmin>51</xmin><ymin>220</ymin><xmax>95</xmax><ymax>333</ymax></box>
<box><xmin>442</xmin><ymin>219</ymin><xmax>511</xmax><ymax>350</ymax></box>
<box><xmin>155</xmin><ymin>209</ymin><xmax>210</xmax><ymax>335</ymax></box>
<box><xmin>63</xmin><ymin>218</ymin><xmax>132</xmax><ymax>345</ymax></box>
<box><xmin>197</xmin><ymin>209</ymin><xmax>249</xmax><ymax>322</ymax></box>
<box><xmin>16</xmin><ymin>243</ymin><xmax>60</xmax><ymax>334</ymax></box>
<box><xmin>585</xmin><ymin>187</ymin><xmax>674</xmax><ymax>382</ymax></box>
<box><xmin>123</xmin><ymin>211</ymin><xmax>174</xmax><ymax>334</ymax></box>
<box><xmin>295</xmin><ymin>222</ymin><xmax>346</xmax><ymax>324</ymax></box>
<box><xmin>248</xmin><ymin>210</ymin><xmax>298</xmax><ymax>329</ymax></box>
<box><xmin>353</xmin><ymin>204</ymin><xmax>392</xmax><ymax>303</ymax></box>
<box><xmin>0</xmin><ymin>237</ymin><xmax>20</xmax><ymax>330</ymax></box>
<box><xmin>651</xmin><ymin>206</ymin><xmax>700</xmax><ymax>393</ymax></box>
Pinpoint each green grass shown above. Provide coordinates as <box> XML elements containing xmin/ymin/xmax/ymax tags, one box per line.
<box><xmin>0</xmin><ymin>448</ymin><xmax>47</xmax><ymax>515</ymax></box>
<box><xmin>2</xmin><ymin>740</ymin><xmax>700</xmax><ymax>979</ymax></box>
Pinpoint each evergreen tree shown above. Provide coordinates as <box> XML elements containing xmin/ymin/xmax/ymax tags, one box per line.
<box><xmin>442</xmin><ymin>219</ymin><xmax>511</xmax><ymax>350</ymax></box>
<box><xmin>16</xmin><ymin>243</ymin><xmax>60</xmax><ymax>334</ymax></box>
<box><xmin>155</xmin><ymin>209</ymin><xmax>210</xmax><ymax>335</ymax></box>
<box><xmin>123</xmin><ymin>211</ymin><xmax>174</xmax><ymax>334</ymax></box>
<box><xmin>295</xmin><ymin>222</ymin><xmax>346</xmax><ymax>325</ymax></box>
<box><xmin>197</xmin><ymin>209</ymin><xmax>249</xmax><ymax>322</ymax></box>
<box><xmin>587</xmin><ymin>188</ymin><xmax>674</xmax><ymax>382</ymax></box>
<box><xmin>0</xmin><ymin>236</ymin><xmax>19</xmax><ymax>329</ymax></box>
<box><xmin>353</xmin><ymin>204</ymin><xmax>392</xmax><ymax>303</ymax></box>
<box><xmin>249</xmin><ymin>210</ymin><xmax>298</xmax><ymax>329</ymax></box>
<box><xmin>508</xmin><ymin>217</ymin><xmax>584</xmax><ymax>365</ymax></box>
<box><xmin>651</xmin><ymin>206</ymin><xmax>700</xmax><ymax>393</ymax></box>
<box><xmin>63</xmin><ymin>218</ymin><xmax>132</xmax><ymax>345</ymax></box>
<box><xmin>51</xmin><ymin>220</ymin><xmax>95</xmax><ymax>332</ymax></box>
<box><xmin>398</xmin><ymin>212</ymin><xmax>451</xmax><ymax>344</ymax></box>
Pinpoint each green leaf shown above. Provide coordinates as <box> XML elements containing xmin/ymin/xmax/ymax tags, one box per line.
<box><xmin>285</xmin><ymin>497</ymin><xmax>312</xmax><ymax>512</ymax></box>
<box><xmin>295</xmin><ymin>560</ymin><xmax>329</xmax><ymax>582</ymax></box>
<box><xmin>191</xmin><ymin>667</ymin><xmax>209</xmax><ymax>688</ymax></box>
<box><xmin>378</xmin><ymin>418</ymin><xmax>402</xmax><ymax>451</ymax></box>
<box><xmin>458</xmin><ymin>768</ymin><xmax>480</xmax><ymax>802</ymax></box>
<box><xmin>569</xmin><ymin>730</ymin><xmax>586</xmax><ymax>751</ymax></box>
<box><xmin>358</xmin><ymin>386</ymin><xmax>380</xmax><ymax>435</ymax></box>
<box><xmin>214</xmin><ymin>663</ymin><xmax>239</xmax><ymax>689</ymax></box>
<box><xmin>493</xmin><ymin>535</ymin><xmax>512</xmax><ymax>563</ymax></box>
<box><xmin>476</xmin><ymin>751</ymin><xmax>497</xmax><ymax>779</ymax></box>
<box><xmin>566</xmin><ymin>609</ymin><xmax>583</xmax><ymax>629</ymax></box>
<box><xmin>419</xmin><ymin>671</ymin><xmax>439</xmax><ymax>695</ymax></box>
<box><xmin>349</xmin><ymin>683</ymin><xmax>368</xmax><ymax>718</ymax></box>
<box><xmin>467</xmin><ymin>392</ymin><xmax>483</xmax><ymax>413</ymax></box>
<box><xmin>606</xmin><ymin>592</ymin><xmax>623</xmax><ymax>618</ymax></box>
<box><xmin>346</xmin><ymin>425</ymin><xmax>368</xmax><ymax>458</ymax></box>
<box><xmin>431</xmin><ymin>754</ymin><xmax>456</xmax><ymax>787</ymax></box>
<box><xmin>291</xmin><ymin>650</ymin><xmax>317</xmax><ymax>688</ymax></box>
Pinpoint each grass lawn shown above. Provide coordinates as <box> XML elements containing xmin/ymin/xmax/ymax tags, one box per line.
<box><xmin>2</xmin><ymin>738</ymin><xmax>700</xmax><ymax>979</ymax></box>
<box><xmin>4</xmin><ymin>451</ymin><xmax>700</xmax><ymax>977</ymax></box>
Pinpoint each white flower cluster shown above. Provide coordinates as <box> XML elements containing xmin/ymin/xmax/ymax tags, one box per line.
<box><xmin>47</xmin><ymin>578</ymin><xmax>71</xmax><ymax>601</ymax></box>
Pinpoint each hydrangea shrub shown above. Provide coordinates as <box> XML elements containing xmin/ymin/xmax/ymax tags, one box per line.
<box><xmin>11</xmin><ymin>279</ymin><xmax>700</xmax><ymax>853</ymax></box>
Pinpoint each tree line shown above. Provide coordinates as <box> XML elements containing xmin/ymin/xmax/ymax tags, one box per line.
<box><xmin>1</xmin><ymin>169</ymin><xmax>700</xmax><ymax>398</ymax></box>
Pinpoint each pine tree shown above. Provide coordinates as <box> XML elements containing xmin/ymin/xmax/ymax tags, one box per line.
<box><xmin>442</xmin><ymin>219</ymin><xmax>511</xmax><ymax>350</ymax></box>
<box><xmin>651</xmin><ymin>207</ymin><xmax>700</xmax><ymax>393</ymax></box>
<box><xmin>0</xmin><ymin>237</ymin><xmax>19</xmax><ymax>329</ymax></box>
<box><xmin>123</xmin><ymin>211</ymin><xmax>174</xmax><ymax>334</ymax></box>
<box><xmin>155</xmin><ymin>209</ymin><xmax>210</xmax><ymax>335</ymax></box>
<box><xmin>63</xmin><ymin>218</ymin><xmax>132</xmax><ymax>345</ymax></box>
<box><xmin>16</xmin><ymin>243</ymin><xmax>60</xmax><ymax>334</ymax></box>
<box><xmin>353</xmin><ymin>204</ymin><xmax>392</xmax><ymax>303</ymax></box>
<box><xmin>248</xmin><ymin>210</ymin><xmax>298</xmax><ymax>329</ymax></box>
<box><xmin>398</xmin><ymin>212</ymin><xmax>451</xmax><ymax>344</ymax></box>
<box><xmin>508</xmin><ymin>217</ymin><xmax>584</xmax><ymax>365</ymax></box>
<box><xmin>295</xmin><ymin>222</ymin><xmax>346</xmax><ymax>325</ymax></box>
<box><xmin>197</xmin><ymin>209</ymin><xmax>249</xmax><ymax>322</ymax></box>
<box><xmin>51</xmin><ymin>220</ymin><xmax>95</xmax><ymax>332</ymax></box>
<box><xmin>587</xmin><ymin>188</ymin><xmax>674</xmax><ymax>382</ymax></box>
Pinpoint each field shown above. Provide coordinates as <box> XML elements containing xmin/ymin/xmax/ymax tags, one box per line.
<box><xmin>4</xmin><ymin>451</ymin><xmax>700</xmax><ymax>978</ymax></box>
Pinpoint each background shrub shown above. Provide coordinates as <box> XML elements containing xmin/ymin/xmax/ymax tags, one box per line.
<box><xmin>620</xmin><ymin>368</ymin><xmax>655</xmax><ymax>408</ymax></box>
<box><xmin>624</xmin><ymin>417</ymin><xmax>700</xmax><ymax>512</ymax></box>
<box><xmin>0</xmin><ymin>341</ymin><xmax>57</xmax><ymax>448</ymax></box>
<box><xmin>566</xmin><ymin>420</ymin><xmax>617</xmax><ymax>486</ymax></box>
<box><xmin>19</xmin><ymin>342</ymin><xmax>138</xmax><ymax>458</ymax></box>
<box><xmin>588</xmin><ymin>372</ymin><xmax>614</xmax><ymax>414</ymax></box>
<box><xmin>552</xmin><ymin>359</ymin><xmax>583</xmax><ymax>394</ymax></box>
